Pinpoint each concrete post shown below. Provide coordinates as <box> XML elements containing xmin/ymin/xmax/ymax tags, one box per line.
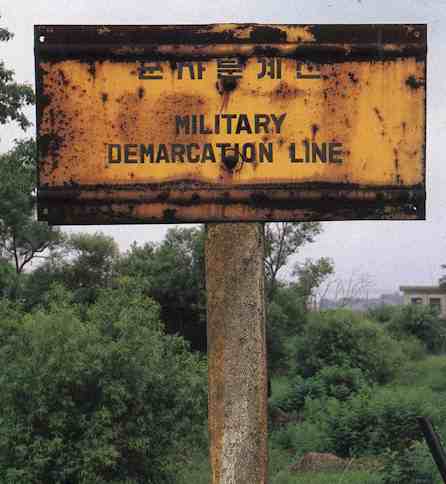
<box><xmin>205</xmin><ymin>223</ymin><xmax>268</xmax><ymax>484</ymax></box>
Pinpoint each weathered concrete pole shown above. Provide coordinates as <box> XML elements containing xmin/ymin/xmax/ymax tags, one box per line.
<box><xmin>205</xmin><ymin>223</ymin><xmax>268</xmax><ymax>484</ymax></box>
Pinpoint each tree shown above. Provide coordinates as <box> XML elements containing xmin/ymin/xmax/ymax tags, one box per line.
<box><xmin>0</xmin><ymin>19</ymin><xmax>34</xmax><ymax>132</ymax></box>
<box><xmin>23</xmin><ymin>232</ymin><xmax>119</xmax><ymax>308</ymax></box>
<box><xmin>0</xmin><ymin>140</ymin><xmax>63</xmax><ymax>274</ymax></box>
<box><xmin>62</xmin><ymin>232</ymin><xmax>119</xmax><ymax>296</ymax></box>
<box><xmin>293</xmin><ymin>257</ymin><xmax>334</xmax><ymax>310</ymax></box>
<box><xmin>264</xmin><ymin>222</ymin><xmax>322</xmax><ymax>300</ymax></box>
<box><xmin>117</xmin><ymin>226</ymin><xmax>207</xmax><ymax>351</ymax></box>
<box><xmin>0</xmin><ymin>284</ymin><xmax>207</xmax><ymax>483</ymax></box>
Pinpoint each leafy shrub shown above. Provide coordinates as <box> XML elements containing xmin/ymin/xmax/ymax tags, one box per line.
<box><xmin>267</xmin><ymin>286</ymin><xmax>307</xmax><ymax>373</ymax></box>
<box><xmin>270</xmin><ymin>421</ymin><xmax>330</xmax><ymax>457</ymax></box>
<box><xmin>278</xmin><ymin>366</ymin><xmax>369</xmax><ymax>413</ymax></box>
<box><xmin>367</xmin><ymin>304</ymin><xmax>401</xmax><ymax>324</ymax></box>
<box><xmin>388</xmin><ymin>305</ymin><xmax>446</xmax><ymax>353</ymax></box>
<box><xmin>306</xmin><ymin>385</ymin><xmax>440</xmax><ymax>458</ymax></box>
<box><xmin>380</xmin><ymin>442</ymin><xmax>441</xmax><ymax>484</ymax></box>
<box><xmin>0</xmin><ymin>285</ymin><xmax>207</xmax><ymax>484</ymax></box>
<box><xmin>294</xmin><ymin>309</ymin><xmax>405</xmax><ymax>384</ymax></box>
<box><xmin>398</xmin><ymin>334</ymin><xmax>427</xmax><ymax>361</ymax></box>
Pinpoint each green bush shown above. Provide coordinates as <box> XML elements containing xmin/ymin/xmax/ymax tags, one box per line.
<box><xmin>380</xmin><ymin>442</ymin><xmax>441</xmax><ymax>484</ymax></box>
<box><xmin>278</xmin><ymin>366</ymin><xmax>369</xmax><ymax>413</ymax></box>
<box><xmin>0</xmin><ymin>285</ymin><xmax>207</xmax><ymax>484</ymax></box>
<box><xmin>367</xmin><ymin>304</ymin><xmax>401</xmax><ymax>324</ymax></box>
<box><xmin>270</xmin><ymin>420</ymin><xmax>331</xmax><ymax>458</ymax></box>
<box><xmin>388</xmin><ymin>305</ymin><xmax>446</xmax><ymax>353</ymax></box>
<box><xmin>294</xmin><ymin>309</ymin><xmax>405</xmax><ymax>384</ymax></box>
<box><xmin>306</xmin><ymin>385</ymin><xmax>440</xmax><ymax>458</ymax></box>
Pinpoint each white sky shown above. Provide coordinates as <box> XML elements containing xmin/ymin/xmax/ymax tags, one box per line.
<box><xmin>1</xmin><ymin>0</ymin><xmax>446</xmax><ymax>296</ymax></box>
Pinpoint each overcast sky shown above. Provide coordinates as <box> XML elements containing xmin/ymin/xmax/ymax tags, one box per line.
<box><xmin>1</xmin><ymin>0</ymin><xmax>445</xmax><ymax>296</ymax></box>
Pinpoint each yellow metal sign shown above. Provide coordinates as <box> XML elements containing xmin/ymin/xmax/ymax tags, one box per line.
<box><xmin>35</xmin><ymin>24</ymin><xmax>426</xmax><ymax>224</ymax></box>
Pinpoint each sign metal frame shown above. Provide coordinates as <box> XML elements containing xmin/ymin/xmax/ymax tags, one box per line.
<box><xmin>35</xmin><ymin>24</ymin><xmax>427</xmax><ymax>224</ymax></box>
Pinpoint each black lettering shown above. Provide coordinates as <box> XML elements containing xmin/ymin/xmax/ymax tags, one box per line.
<box><xmin>254</xmin><ymin>114</ymin><xmax>270</xmax><ymax>134</ymax></box>
<box><xmin>329</xmin><ymin>142</ymin><xmax>343</xmax><ymax>163</ymax></box>
<box><xmin>304</xmin><ymin>140</ymin><xmax>310</xmax><ymax>162</ymax></box>
<box><xmin>177</xmin><ymin>62</ymin><xmax>195</xmax><ymax>80</ymax></box>
<box><xmin>296</xmin><ymin>62</ymin><xmax>321</xmax><ymax>80</ymax></box>
<box><xmin>108</xmin><ymin>144</ymin><xmax>122</xmax><ymax>163</ymax></box>
<box><xmin>197</xmin><ymin>62</ymin><xmax>206</xmax><ymax>79</ymax></box>
<box><xmin>140</xmin><ymin>144</ymin><xmax>154</xmax><ymax>163</ymax></box>
<box><xmin>202</xmin><ymin>144</ymin><xmax>216</xmax><ymax>163</ymax></box>
<box><xmin>199</xmin><ymin>115</ymin><xmax>212</xmax><ymax>134</ymax></box>
<box><xmin>259</xmin><ymin>143</ymin><xmax>273</xmax><ymax>163</ymax></box>
<box><xmin>156</xmin><ymin>144</ymin><xmax>170</xmax><ymax>163</ymax></box>
<box><xmin>191</xmin><ymin>115</ymin><xmax>198</xmax><ymax>135</ymax></box>
<box><xmin>235</xmin><ymin>114</ymin><xmax>252</xmax><ymax>134</ymax></box>
<box><xmin>187</xmin><ymin>143</ymin><xmax>200</xmax><ymax>163</ymax></box>
<box><xmin>124</xmin><ymin>144</ymin><xmax>138</xmax><ymax>163</ymax></box>
<box><xmin>271</xmin><ymin>113</ymin><xmax>287</xmax><ymax>134</ymax></box>
<box><xmin>216</xmin><ymin>143</ymin><xmax>232</xmax><ymax>160</ymax></box>
<box><xmin>289</xmin><ymin>143</ymin><xmax>304</xmax><ymax>163</ymax></box>
<box><xmin>221</xmin><ymin>114</ymin><xmax>237</xmax><ymax>134</ymax></box>
<box><xmin>175</xmin><ymin>115</ymin><xmax>190</xmax><ymax>135</ymax></box>
<box><xmin>242</xmin><ymin>143</ymin><xmax>256</xmax><ymax>162</ymax></box>
<box><xmin>311</xmin><ymin>142</ymin><xmax>327</xmax><ymax>163</ymax></box>
<box><xmin>171</xmin><ymin>144</ymin><xmax>186</xmax><ymax>163</ymax></box>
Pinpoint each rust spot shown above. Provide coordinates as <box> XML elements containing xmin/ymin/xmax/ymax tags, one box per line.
<box><xmin>57</xmin><ymin>69</ymin><xmax>69</xmax><ymax>86</ymax></box>
<box><xmin>163</xmin><ymin>208</ymin><xmax>177</xmax><ymax>221</ymax></box>
<box><xmin>348</xmin><ymin>72</ymin><xmax>359</xmax><ymax>84</ymax></box>
<box><xmin>101</xmin><ymin>92</ymin><xmax>108</xmax><ymax>103</ymax></box>
<box><xmin>374</xmin><ymin>107</ymin><xmax>384</xmax><ymax>123</ymax></box>
<box><xmin>271</xmin><ymin>81</ymin><xmax>305</xmax><ymax>100</ymax></box>
<box><xmin>87</xmin><ymin>62</ymin><xmax>96</xmax><ymax>79</ymax></box>
<box><xmin>138</xmin><ymin>87</ymin><xmax>145</xmax><ymax>99</ymax></box>
<box><xmin>406</xmin><ymin>75</ymin><xmax>424</xmax><ymax>90</ymax></box>
<box><xmin>249</xmin><ymin>25</ymin><xmax>287</xmax><ymax>43</ymax></box>
<box><xmin>393</xmin><ymin>148</ymin><xmax>399</xmax><ymax>170</ymax></box>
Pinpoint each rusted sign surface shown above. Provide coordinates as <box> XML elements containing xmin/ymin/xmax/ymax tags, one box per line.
<box><xmin>35</xmin><ymin>24</ymin><xmax>426</xmax><ymax>224</ymax></box>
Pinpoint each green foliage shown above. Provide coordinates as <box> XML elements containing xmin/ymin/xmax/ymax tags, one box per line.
<box><xmin>294</xmin><ymin>310</ymin><xmax>405</xmax><ymax>384</ymax></box>
<box><xmin>270</xmin><ymin>421</ymin><xmax>331</xmax><ymax>457</ymax></box>
<box><xmin>267</xmin><ymin>285</ymin><xmax>307</xmax><ymax>372</ymax></box>
<box><xmin>0</xmin><ymin>18</ymin><xmax>34</xmax><ymax>131</ymax></box>
<box><xmin>388</xmin><ymin>304</ymin><xmax>446</xmax><ymax>353</ymax></box>
<box><xmin>292</xmin><ymin>257</ymin><xmax>334</xmax><ymax>308</ymax></box>
<box><xmin>0</xmin><ymin>139</ymin><xmax>63</xmax><ymax>274</ymax></box>
<box><xmin>380</xmin><ymin>442</ymin><xmax>442</xmax><ymax>484</ymax></box>
<box><xmin>280</xmin><ymin>366</ymin><xmax>369</xmax><ymax>413</ymax></box>
<box><xmin>118</xmin><ymin>227</ymin><xmax>207</xmax><ymax>351</ymax></box>
<box><xmin>62</xmin><ymin>232</ymin><xmax>119</xmax><ymax>304</ymax></box>
<box><xmin>305</xmin><ymin>385</ymin><xmax>441</xmax><ymax>458</ymax></box>
<box><xmin>367</xmin><ymin>304</ymin><xmax>401</xmax><ymax>324</ymax></box>
<box><xmin>0</xmin><ymin>284</ymin><xmax>207</xmax><ymax>483</ymax></box>
<box><xmin>265</xmin><ymin>222</ymin><xmax>322</xmax><ymax>299</ymax></box>
<box><xmin>396</xmin><ymin>355</ymin><xmax>446</xmax><ymax>394</ymax></box>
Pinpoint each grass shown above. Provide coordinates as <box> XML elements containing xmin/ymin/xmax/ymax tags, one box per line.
<box><xmin>179</xmin><ymin>355</ymin><xmax>446</xmax><ymax>483</ymax></box>
<box><xmin>395</xmin><ymin>354</ymin><xmax>446</xmax><ymax>394</ymax></box>
<box><xmin>272</xmin><ymin>469</ymin><xmax>382</xmax><ymax>484</ymax></box>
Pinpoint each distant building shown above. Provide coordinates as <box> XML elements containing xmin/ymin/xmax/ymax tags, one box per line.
<box><xmin>399</xmin><ymin>283</ymin><xmax>446</xmax><ymax>318</ymax></box>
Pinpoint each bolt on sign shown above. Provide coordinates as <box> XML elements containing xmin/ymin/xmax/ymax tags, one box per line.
<box><xmin>35</xmin><ymin>24</ymin><xmax>426</xmax><ymax>224</ymax></box>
